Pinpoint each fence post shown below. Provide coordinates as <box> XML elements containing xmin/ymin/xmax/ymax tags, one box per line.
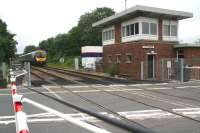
<box><xmin>24</xmin><ymin>62</ymin><xmax>31</xmax><ymax>87</ymax></box>
<box><xmin>2</xmin><ymin>62</ymin><xmax>6</xmax><ymax>79</ymax></box>
<box><xmin>27</xmin><ymin>62</ymin><xmax>31</xmax><ymax>87</ymax></box>
<box><xmin>140</xmin><ymin>61</ymin><xmax>144</xmax><ymax>80</ymax></box>
<box><xmin>161</xmin><ymin>59</ymin><xmax>164</xmax><ymax>81</ymax></box>
<box><xmin>75</xmin><ymin>58</ymin><xmax>79</xmax><ymax>70</ymax></box>
<box><xmin>180</xmin><ymin>59</ymin><xmax>184</xmax><ymax>82</ymax></box>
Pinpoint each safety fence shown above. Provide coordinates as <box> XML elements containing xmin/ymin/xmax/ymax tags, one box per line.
<box><xmin>141</xmin><ymin>58</ymin><xmax>200</xmax><ymax>82</ymax></box>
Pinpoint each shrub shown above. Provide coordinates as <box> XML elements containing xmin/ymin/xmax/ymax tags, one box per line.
<box><xmin>107</xmin><ymin>64</ymin><xmax>117</xmax><ymax>77</ymax></box>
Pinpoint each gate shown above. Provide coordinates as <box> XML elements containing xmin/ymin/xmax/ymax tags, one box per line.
<box><xmin>141</xmin><ymin>58</ymin><xmax>200</xmax><ymax>82</ymax></box>
<box><xmin>159</xmin><ymin>58</ymin><xmax>200</xmax><ymax>82</ymax></box>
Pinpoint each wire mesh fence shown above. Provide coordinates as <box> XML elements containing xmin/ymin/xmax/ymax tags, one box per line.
<box><xmin>141</xmin><ymin>58</ymin><xmax>200</xmax><ymax>82</ymax></box>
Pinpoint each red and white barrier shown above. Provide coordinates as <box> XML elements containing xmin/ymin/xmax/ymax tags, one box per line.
<box><xmin>13</xmin><ymin>94</ymin><xmax>29</xmax><ymax>133</ymax></box>
<box><xmin>10</xmin><ymin>71</ymin><xmax>30</xmax><ymax>133</ymax></box>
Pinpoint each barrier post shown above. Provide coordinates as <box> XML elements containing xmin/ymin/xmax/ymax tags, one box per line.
<box><xmin>180</xmin><ymin>59</ymin><xmax>184</xmax><ymax>82</ymax></box>
<box><xmin>13</xmin><ymin>95</ymin><xmax>29</xmax><ymax>133</ymax></box>
<box><xmin>9</xmin><ymin>69</ymin><xmax>30</xmax><ymax>133</ymax></box>
<box><xmin>27</xmin><ymin>62</ymin><xmax>31</xmax><ymax>87</ymax></box>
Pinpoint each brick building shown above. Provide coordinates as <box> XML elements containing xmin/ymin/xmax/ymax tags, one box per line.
<box><xmin>92</xmin><ymin>5</ymin><xmax>199</xmax><ymax>80</ymax></box>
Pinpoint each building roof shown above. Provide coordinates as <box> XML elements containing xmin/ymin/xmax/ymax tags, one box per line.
<box><xmin>93</xmin><ymin>5</ymin><xmax>193</xmax><ymax>27</ymax></box>
<box><xmin>174</xmin><ymin>43</ymin><xmax>200</xmax><ymax>48</ymax></box>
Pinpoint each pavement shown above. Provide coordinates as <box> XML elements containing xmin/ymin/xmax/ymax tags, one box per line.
<box><xmin>1</xmin><ymin>75</ymin><xmax>200</xmax><ymax>132</ymax></box>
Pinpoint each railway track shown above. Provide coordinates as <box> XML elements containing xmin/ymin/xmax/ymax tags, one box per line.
<box><xmin>34</xmin><ymin>66</ymin><xmax>200</xmax><ymax>105</ymax></box>
<box><xmin>46</xmin><ymin>66</ymin><xmax>200</xmax><ymax>105</ymax></box>
<box><xmin>31</xmin><ymin>66</ymin><xmax>200</xmax><ymax>125</ymax></box>
<box><xmin>31</xmin><ymin>67</ymin><xmax>153</xmax><ymax>132</ymax></box>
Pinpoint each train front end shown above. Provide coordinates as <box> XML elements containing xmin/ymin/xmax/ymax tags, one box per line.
<box><xmin>34</xmin><ymin>51</ymin><xmax>47</xmax><ymax>66</ymax></box>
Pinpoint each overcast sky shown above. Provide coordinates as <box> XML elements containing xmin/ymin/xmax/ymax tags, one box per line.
<box><xmin>0</xmin><ymin>0</ymin><xmax>199</xmax><ymax>53</ymax></box>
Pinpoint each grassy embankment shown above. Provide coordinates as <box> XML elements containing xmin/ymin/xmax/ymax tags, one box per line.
<box><xmin>47</xmin><ymin>56</ymin><xmax>80</xmax><ymax>70</ymax></box>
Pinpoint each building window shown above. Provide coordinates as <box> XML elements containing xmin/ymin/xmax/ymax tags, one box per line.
<box><xmin>171</xmin><ymin>25</ymin><xmax>177</xmax><ymax>36</ymax></box>
<box><xmin>135</xmin><ymin>23</ymin><xmax>139</xmax><ymax>34</ymax></box>
<box><xmin>126</xmin><ymin>25</ymin><xmax>130</xmax><ymax>36</ymax></box>
<box><xmin>111</xmin><ymin>29</ymin><xmax>114</xmax><ymax>39</ymax></box>
<box><xmin>130</xmin><ymin>24</ymin><xmax>134</xmax><ymax>35</ymax></box>
<box><xmin>122</xmin><ymin>22</ymin><xmax>139</xmax><ymax>37</ymax></box>
<box><xmin>142</xmin><ymin>22</ymin><xmax>157</xmax><ymax>35</ymax></box>
<box><xmin>142</xmin><ymin>22</ymin><xmax>149</xmax><ymax>34</ymax></box>
<box><xmin>102</xmin><ymin>29</ymin><xmax>115</xmax><ymax>41</ymax></box>
<box><xmin>164</xmin><ymin>25</ymin><xmax>170</xmax><ymax>36</ymax></box>
<box><xmin>108</xmin><ymin>55</ymin><xmax>112</xmax><ymax>63</ymax></box>
<box><xmin>116</xmin><ymin>54</ymin><xmax>121</xmax><ymax>63</ymax></box>
<box><xmin>163</xmin><ymin>24</ymin><xmax>177</xmax><ymax>37</ymax></box>
<box><xmin>122</xmin><ymin>26</ymin><xmax>126</xmax><ymax>37</ymax></box>
<box><xmin>126</xmin><ymin>54</ymin><xmax>133</xmax><ymax>63</ymax></box>
<box><xmin>150</xmin><ymin>23</ymin><xmax>157</xmax><ymax>35</ymax></box>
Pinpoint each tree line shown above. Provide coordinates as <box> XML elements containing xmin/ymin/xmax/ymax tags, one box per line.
<box><xmin>0</xmin><ymin>19</ymin><xmax>17</xmax><ymax>63</ymax></box>
<box><xmin>24</xmin><ymin>7</ymin><xmax>115</xmax><ymax>61</ymax></box>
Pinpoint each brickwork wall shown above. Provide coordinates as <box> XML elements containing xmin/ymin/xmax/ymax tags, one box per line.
<box><xmin>103</xmin><ymin>41</ymin><xmax>176</xmax><ymax>80</ymax></box>
<box><xmin>183</xmin><ymin>48</ymin><xmax>200</xmax><ymax>58</ymax></box>
<box><xmin>115</xmin><ymin>23</ymin><xmax>121</xmax><ymax>44</ymax></box>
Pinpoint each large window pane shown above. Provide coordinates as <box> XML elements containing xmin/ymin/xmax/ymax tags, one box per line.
<box><xmin>130</xmin><ymin>24</ymin><xmax>134</xmax><ymax>35</ymax></box>
<box><xmin>109</xmin><ymin>31</ymin><xmax>111</xmax><ymax>40</ymax></box>
<box><xmin>105</xmin><ymin>32</ymin><xmax>107</xmax><ymax>40</ymax></box>
<box><xmin>164</xmin><ymin>24</ymin><xmax>170</xmax><ymax>36</ymax></box>
<box><xmin>142</xmin><ymin>22</ymin><xmax>149</xmax><ymax>34</ymax></box>
<box><xmin>135</xmin><ymin>23</ymin><xmax>139</xmax><ymax>34</ymax></box>
<box><xmin>171</xmin><ymin>25</ymin><xmax>177</xmax><ymax>36</ymax></box>
<box><xmin>111</xmin><ymin>29</ymin><xmax>114</xmax><ymax>39</ymax></box>
<box><xmin>126</xmin><ymin>25</ymin><xmax>130</xmax><ymax>36</ymax></box>
<box><xmin>122</xmin><ymin>26</ymin><xmax>126</xmax><ymax>37</ymax></box>
<box><xmin>150</xmin><ymin>23</ymin><xmax>157</xmax><ymax>35</ymax></box>
<box><xmin>102</xmin><ymin>32</ymin><xmax>105</xmax><ymax>41</ymax></box>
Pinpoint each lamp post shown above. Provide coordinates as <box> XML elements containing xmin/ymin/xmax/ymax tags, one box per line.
<box><xmin>125</xmin><ymin>0</ymin><xmax>127</xmax><ymax>10</ymax></box>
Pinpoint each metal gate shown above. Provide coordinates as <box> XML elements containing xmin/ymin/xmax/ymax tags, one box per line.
<box><xmin>141</xmin><ymin>58</ymin><xmax>200</xmax><ymax>82</ymax></box>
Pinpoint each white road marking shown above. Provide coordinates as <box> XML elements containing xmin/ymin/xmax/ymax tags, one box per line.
<box><xmin>146</xmin><ymin>87</ymin><xmax>172</xmax><ymax>90</ymax></box>
<box><xmin>42</xmin><ymin>85</ymin><xmax>64</xmax><ymax>100</ymax></box>
<box><xmin>63</xmin><ymin>85</ymin><xmax>89</xmax><ymax>88</ymax></box>
<box><xmin>176</xmin><ymin>86</ymin><xmax>200</xmax><ymax>89</ymax></box>
<box><xmin>1</xmin><ymin>107</ymin><xmax>200</xmax><ymax>125</ymax></box>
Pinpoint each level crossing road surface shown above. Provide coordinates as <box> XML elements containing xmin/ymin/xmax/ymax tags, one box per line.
<box><xmin>1</xmin><ymin>76</ymin><xmax>200</xmax><ymax>132</ymax></box>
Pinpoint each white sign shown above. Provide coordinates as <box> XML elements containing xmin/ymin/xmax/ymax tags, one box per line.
<box><xmin>142</xmin><ymin>45</ymin><xmax>154</xmax><ymax>49</ymax></box>
<box><xmin>59</xmin><ymin>58</ymin><xmax>65</xmax><ymax>63</ymax></box>
<box><xmin>75</xmin><ymin>58</ymin><xmax>79</xmax><ymax>70</ymax></box>
<box><xmin>167</xmin><ymin>61</ymin><xmax>171</xmax><ymax>68</ymax></box>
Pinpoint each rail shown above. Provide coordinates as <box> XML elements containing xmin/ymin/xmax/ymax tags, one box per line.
<box><xmin>9</xmin><ymin>68</ymin><xmax>112</xmax><ymax>133</ymax></box>
<box><xmin>11</xmin><ymin>65</ymin><xmax>158</xmax><ymax>133</ymax></box>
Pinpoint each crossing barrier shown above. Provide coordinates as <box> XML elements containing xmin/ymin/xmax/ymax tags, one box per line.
<box><xmin>10</xmin><ymin>69</ymin><xmax>30</xmax><ymax>133</ymax></box>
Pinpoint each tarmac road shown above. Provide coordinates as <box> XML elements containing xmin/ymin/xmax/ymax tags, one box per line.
<box><xmin>1</xmin><ymin>73</ymin><xmax>200</xmax><ymax>133</ymax></box>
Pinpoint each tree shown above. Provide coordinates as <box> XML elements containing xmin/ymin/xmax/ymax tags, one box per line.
<box><xmin>78</xmin><ymin>7</ymin><xmax>115</xmax><ymax>46</ymax></box>
<box><xmin>0</xmin><ymin>18</ymin><xmax>17</xmax><ymax>63</ymax></box>
<box><xmin>38</xmin><ymin>7</ymin><xmax>115</xmax><ymax>60</ymax></box>
<box><xmin>23</xmin><ymin>45</ymin><xmax>37</xmax><ymax>54</ymax></box>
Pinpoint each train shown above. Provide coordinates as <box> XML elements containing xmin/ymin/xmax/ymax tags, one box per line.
<box><xmin>19</xmin><ymin>50</ymin><xmax>47</xmax><ymax>66</ymax></box>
